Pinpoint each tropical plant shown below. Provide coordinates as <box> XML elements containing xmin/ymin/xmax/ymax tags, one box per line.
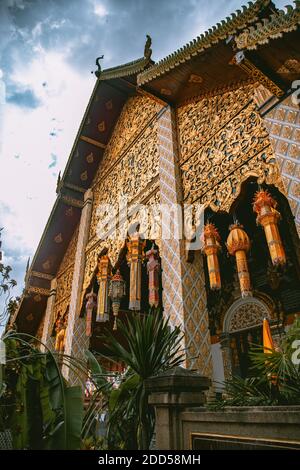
<box><xmin>98</xmin><ymin>311</ymin><xmax>185</xmax><ymax>450</ymax></box>
<box><xmin>0</xmin><ymin>331</ymin><xmax>109</xmax><ymax>450</ymax></box>
<box><xmin>209</xmin><ymin>317</ymin><xmax>300</xmax><ymax>409</ymax></box>
<box><xmin>0</xmin><ymin>228</ymin><xmax>19</xmax><ymax>328</ymax></box>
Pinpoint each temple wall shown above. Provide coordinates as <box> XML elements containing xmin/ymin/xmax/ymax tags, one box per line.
<box><xmin>262</xmin><ymin>95</ymin><xmax>300</xmax><ymax>237</ymax></box>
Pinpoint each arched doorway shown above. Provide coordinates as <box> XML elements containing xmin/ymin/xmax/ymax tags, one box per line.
<box><xmin>222</xmin><ymin>296</ymin><xmax>273</xmax><ymax>379</ymax></box>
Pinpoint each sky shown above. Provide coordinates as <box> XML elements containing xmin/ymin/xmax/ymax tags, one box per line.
<box><xmin>0</xmin><ymin>0</ymin><xmax>290</xmax><ymax>303</ymax></box>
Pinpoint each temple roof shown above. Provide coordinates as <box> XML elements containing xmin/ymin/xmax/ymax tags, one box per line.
<box><xmin>138</xmin><ymin>0</ymin><xmax>274</xmax><ymax>85</ymax></box>
<box><xmin>137</xmin><ymin>1</ymin><xmax>300</xmax><ymax>105</ymax></box>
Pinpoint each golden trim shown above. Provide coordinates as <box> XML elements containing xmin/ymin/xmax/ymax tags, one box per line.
<box><xmin>137</xmin><ymin>86</ymin><xmax>168</xmax><ymax>106</ymax></box>
<box><xmin>235</xmin><ymin>3</ymin><xmax>300</xmax><ymax>51</ymax></box>
<box><xmin>80</xmin><ymin>135</ymin><xmax>106</xmax><ymax>149</ymax></box>
<box><xmin>60</xmin><ymin>195</ymin><xmax>84</xmax><ymax>209</ymax></box>
<box><xmin>232</xmin><ymin>51</ymin><xmax>285</xmax><ymax>98</ymax></box>
<box><xmin>30</xmin><ymin>271</ymin><xmax>54</xmax><ymax>281</ymax></box>
<box><xmin>27</xmin><ymin>286</ymin><xmax>50</xmax><ymax>297</ymax></box>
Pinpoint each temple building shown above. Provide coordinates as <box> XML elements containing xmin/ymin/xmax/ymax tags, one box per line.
<box><xmin>11</xmin><ymin>0</ymin><xmax>300</xmax><ymax>389</ymax></box>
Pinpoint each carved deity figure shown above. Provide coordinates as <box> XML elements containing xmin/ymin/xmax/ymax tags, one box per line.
<box><xmin>55</xmin><ymin>314</ymin><xmax>67</xmax><ymax>353</ymax></box>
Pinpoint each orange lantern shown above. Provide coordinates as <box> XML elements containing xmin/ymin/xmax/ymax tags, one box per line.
<box><xmin>96</xmin><ymin>254</ymin><xmax>112</xmax><ymax>322</ymax></box>
<box><xmin>202</xmin><ymin>223</ymin><xmax>221</xmax><ymax>290</ymax></box>
<box><xmin>227</xmin><ymin>223</ymin><xmax>252</xmax><ymax>298</ymax></box>
<box><xmin>253</xmin><ymin>190</ymin><xmax>286</xmax><ymax>266</ymax></box>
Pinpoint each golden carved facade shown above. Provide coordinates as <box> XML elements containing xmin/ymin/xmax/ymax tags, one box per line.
<box><xmin>177</xmin><ymin>84</ymin><xmax>254</xmax><ymax>162</ymax></box>
<box><xmin>52</xmin><ymin>225</ymin><xmax>79</xmax><ymax>322</ymax></box>
<box><xmin>93</xmin><ymin>95</ymin><xmax>159</xmax><ymax>178</ymax></box>
<box><xmin>177</xmin><ymin>85</ymin><xmax>285</xmax><ymax>211</ymax></box>
<box><xmin>83</xmin><ymin>95</ymin><xmax>162</xmax><ymax>296</ymax></box>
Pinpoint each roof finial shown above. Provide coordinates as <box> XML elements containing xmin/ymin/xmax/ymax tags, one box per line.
<box><xmin>56</xmin><ymin>171</ymin><xmax>61</xmax><ymax>194</ymax></box>
<box><xmin>144</xmin><ymin>35</ymin><xmax>152</xmax><ymax>60</ymax></box>
<box><xmin>92</xmin><ymin>55</ymin><xmax>104</xmax><ymax>78</ymax></box>
<box><xmin>26</xmin><ymin>257</ymin><xmax>30</xmax><ymax>273</ymax></box>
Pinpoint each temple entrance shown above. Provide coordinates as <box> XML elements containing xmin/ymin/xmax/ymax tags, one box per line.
<box><xmin>204</xmin><ymin>178</ymin><xmax>300</xmax><ymax>383</ymax></box>
<box><xmin>229</xmin><ymin>327</ymin><xmax>262</xmax><ymax>378</ymax></box>
<box><xmin>222</xmin><ymin>296</ymin><xmax>273</xmax><ymax>379</ymax></box>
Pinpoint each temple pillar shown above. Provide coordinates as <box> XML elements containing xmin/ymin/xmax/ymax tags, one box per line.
<box><xmin>254</xmin><ymin>86</ymin><xmax>300</xmax><ymax>238</ymax></box>
<box><xmin>40</xmin><ymin>278</ymin><xmax>57</xmax><ymax>352</ymax></box>
<box><xmin>62</xmin><ymin>188</ymin><xmax>93</xmax><ymax>383</ymax></box>
<box><xmin>157</xmin><ymin>106</ymin><xmax>212</xmax><ymax>377</ymax></box>
<box><xmin>219</xmin><ymin>333</ymin><xmax>232</xmax><ymax>381</ymax></box>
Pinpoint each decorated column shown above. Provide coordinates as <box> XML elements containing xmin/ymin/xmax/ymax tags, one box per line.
<box><xmin>40</xmin><ymin>278</ymin><xmax>57</xmax><ymax>352</ymax></box>
<box><xmin>157</xmin><ymin>105</ymin><xmax>212</xmax><ymax>376</ymax></box>
<box><xmin>63</xmin><ymin>189</ymin><xmax>93</xmax><ymax>383</ymax></box>
<box><xmin>96</xmin><ymin>254</ymin><xmax>112</xmax><ymax>322</ymax></box>
<box><xmin>126</xmin><ymin>232</ymin><xmax>146</xmax><ymax>311</ymax></box>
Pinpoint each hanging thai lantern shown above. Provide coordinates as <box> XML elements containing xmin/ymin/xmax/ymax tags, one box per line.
<box><xmin>226</xmin><ymin>223</ymin><xmax>252</xmax><ymax>298</ymax></box>
<box><xmin>96</xmin><ymin>254</ymin><xmax>112</xmax><ymax>322</ymax></box>
<box><xmin>146</xmin><ymin>244</ymin><xmax>160</xmax><ymax>308</ymax></box>
<box><xmin>253</xmin><ymin>189</ymin><xmax>286</xmax><ymax>266</ymax></box>
<box><xmin>85</xmin><ymin>290</ymin><xmax>97</xmax><ymax>337</ymax></box>
<box><xmin>126</xmin><ymin>232</ymin><xmax>146</xmax><ymax>311</ymax></box>
<box><xmin>202</xmin><ymin>223</ymin><xmax>222</xmax><ymax>290</ymax></box>
<box><xmin>108</xmin><ymin>270</ymin><xmax>126</xmax><ymax>330</ymax></box>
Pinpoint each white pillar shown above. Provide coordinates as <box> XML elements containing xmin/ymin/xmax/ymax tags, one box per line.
<box><xmin>40</xmin><ymin>278</ymin><xmax>57</xmax><ymax>352</ymax></box>
<box><xmin>157</xmin><ymin>106</ymin><xmax>212</xmax><ymax>377</ymax></box>
<box><xmin>63</xmin><ymin>189</ymin><xmax>93</xmax><ymax>383</ymax></box>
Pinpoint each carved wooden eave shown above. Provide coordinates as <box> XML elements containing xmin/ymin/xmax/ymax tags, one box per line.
<box><xmin>99</xmin><ymin>56</ymin><xmax>154</xmax><ymax>81</ymax></box>
<box><xmin>137</xmin><ymin>0</ymin><xmax>273</xmax><ymax>85</ymax></box>
<box><xmin>137</xmin><ymin>1</ymin><xmax>300</xmax><ymax>106</ymax></box>
<box><xmin>235</xmin><ymin>2</ymin><xmax>300</xmax><ymax>50</ymax></box>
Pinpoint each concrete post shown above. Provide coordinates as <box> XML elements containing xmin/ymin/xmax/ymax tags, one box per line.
<box><xmin>145</xmin><ymin>367</ymin><xmax>210</xmax><ymax>450</ymax></box>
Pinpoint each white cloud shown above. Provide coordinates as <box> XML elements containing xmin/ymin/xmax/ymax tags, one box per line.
<box><xmin>93</xmin><ymin>2</ymin><xmax>108</xmax><ymax>18</ymax></box>
<box><xmin>0</xmin><ymin>47</ymin><xmax>95</xmax><ymax>293</ymax></box>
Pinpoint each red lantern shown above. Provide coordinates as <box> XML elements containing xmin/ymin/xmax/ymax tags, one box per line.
<box><xmin>146</xmin><ymin>244</ymin><xmax>160</xmax><ymax>308</ymax></box>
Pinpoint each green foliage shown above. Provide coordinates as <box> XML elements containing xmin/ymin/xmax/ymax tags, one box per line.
<box><xmin>0</xmin><ymin>332</ymin><xmax>84</xmax><ymax>449</ymax></box>
<box><xmin>99</xmin><ymin>311</ymin><xmax>185</xmax><ymax>450</ymax></box>
<box><xmin>0</xmin><ymin>262</ymin><xmax>18</xmax><ymax>327</ymax></box>
<box><xmin>0</xmin><ymin>312</ymin><xmax>185</xmax><ymax>450</ymax></box>
<box><xmin>209</xmin><ymin>318</ymin><xmax>300</xmax><ymax>410</ymax></box>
